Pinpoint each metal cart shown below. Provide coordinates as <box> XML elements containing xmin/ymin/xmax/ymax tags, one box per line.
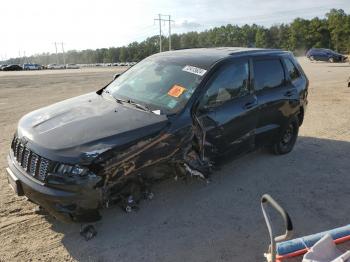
<box><xmin>261</xmin><ymin>194</ymin><xmax>350</xmax><ymax>262</ymax></box>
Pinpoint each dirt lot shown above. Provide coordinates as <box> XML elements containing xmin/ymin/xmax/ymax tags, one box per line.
<box><xmin>0</xmin><ymin>59</ymin><xmax>349</xmax><ymax>262</ymax></box>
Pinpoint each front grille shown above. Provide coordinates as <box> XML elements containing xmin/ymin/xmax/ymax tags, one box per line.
<box><xmin>11</xmin><ymin>136</ymin><xmax>55</xmax><ymax>182</ymax></box>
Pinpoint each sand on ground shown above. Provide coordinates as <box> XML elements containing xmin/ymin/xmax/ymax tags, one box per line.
<box><xmin>0</xmin><ymin>59</ymin><xmax>349</xmax><ymax>262</ymax></box>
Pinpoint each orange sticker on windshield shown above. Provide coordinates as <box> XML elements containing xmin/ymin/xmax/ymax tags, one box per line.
<box><xmin>168</xmin><ymin>85</ymin><xmax>186</xmax><ymax>98</ymax></box>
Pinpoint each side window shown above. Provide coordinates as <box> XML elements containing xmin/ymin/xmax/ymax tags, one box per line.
<box><xmin>283</xmin><ymin>58</ymin><xmax>300</xmax><ymax>82</ymax></box>
<box><xmin>201</xmin><ymin>61</ymin><xmax>249</xmax><ymax>107</ymax></box>
<box><xmin>253</xmin><ymin>59</ymin><xmax>285</xmax><ymax>91</ymax></box>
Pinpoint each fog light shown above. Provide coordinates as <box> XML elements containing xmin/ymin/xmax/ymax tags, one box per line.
<box><xmin>56</xmin><ymin>164</ymin><xmax>88</xmax><ymax>176</ymax></box>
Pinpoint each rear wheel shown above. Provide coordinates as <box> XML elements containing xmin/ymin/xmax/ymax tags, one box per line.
<box><xmin>272</xmin><ymin>116</ymin><xmax>299</xmax><ymax>155</ymax></box>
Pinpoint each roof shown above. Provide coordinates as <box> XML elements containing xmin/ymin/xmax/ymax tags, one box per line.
<box><xmin>151</xmin><ymin>47</ymin><xmax>287</xmax><ymax>69</ymax></box>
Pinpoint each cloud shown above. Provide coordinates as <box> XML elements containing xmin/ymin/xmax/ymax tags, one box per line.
<box><xmin>178</xmin><ymin>20</ymin><xmax>202</xmax><ymax>30</ymax></box>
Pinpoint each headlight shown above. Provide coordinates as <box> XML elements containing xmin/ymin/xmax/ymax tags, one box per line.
<box><xmin>55</xmin><ymin>164</ymin><xmax>89</xmax><ymax>177</ymax></box>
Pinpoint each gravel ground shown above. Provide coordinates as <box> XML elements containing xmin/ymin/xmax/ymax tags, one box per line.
<box><xmin>0</xmin><ymin>59</ymin><xmax>349</xmax><ymax>262</ymax></box>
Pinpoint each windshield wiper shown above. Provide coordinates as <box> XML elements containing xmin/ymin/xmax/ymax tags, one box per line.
<box><xmin>126</xmin><ymin>99</ymin><xmax>153</xmax><ymax>113</ymax></box>
<box><xmin>103</xmin><ymin>90</ymin><xmax>154</xmax><ymax>113</ymax></box>
<box><xmin>115</xmin><ymin>97</ymin><xmax>128</xmax><ymax>104</ymax></box>
<box><xmin>103</xmin><ymin>90</ymin><xmax>128</xmax><ymax>104</ymax></box>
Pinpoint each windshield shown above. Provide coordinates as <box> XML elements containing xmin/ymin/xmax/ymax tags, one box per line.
<box><xmin>104</xmin><ymin>56</ymin><xmax>206</xmax><ymax>114</ymax></box>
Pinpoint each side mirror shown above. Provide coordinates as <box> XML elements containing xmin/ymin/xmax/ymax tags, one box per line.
<box><xmin>113</xmin><ymin>73</ymin><xmax>120</xmax><ymax>80</ymax></box>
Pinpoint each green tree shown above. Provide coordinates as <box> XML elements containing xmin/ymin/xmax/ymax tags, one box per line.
<box><xmin>3</xmin><ymin>9</ymin><xmax>350</xmax><ymax>65</ymax></box>
<box><xmin>326</xmin><ymin>9</ymin><xmax>349</xmax><ymax>52</ymax></box>
<box><xmin>255</xmin><ymin>28</ymin><xmax>268</xmax><ymax>48</ymax></box>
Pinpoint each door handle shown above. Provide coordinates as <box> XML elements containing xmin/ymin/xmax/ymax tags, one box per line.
<box><xmin>284</xmin><ymin>90</ymin><xmax>295</xmax><ymax>97</ymax></box>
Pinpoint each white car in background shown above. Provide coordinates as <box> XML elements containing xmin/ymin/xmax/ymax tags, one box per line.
<box><xmin>65</xmin><ymin>64</ymin><xmax>80</xmax><ymax>69</ymax></box>
<box><xmin>47</xmin><ymin>64</ymin><xmax>65</xmax><ymax>69</ymax></box>
<box><xmin>23</xmin><ymin>63</ymin><xmax>42</xmax><ymax>70</ymax></box>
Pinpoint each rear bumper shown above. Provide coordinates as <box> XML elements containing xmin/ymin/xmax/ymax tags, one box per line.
<box><xmin>6</xmin><ymin>153</ymin><xmax>101</xmax><ymax>223</ymax></box>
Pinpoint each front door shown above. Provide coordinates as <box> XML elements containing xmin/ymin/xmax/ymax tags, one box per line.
<box><xmin>195</xmin><ymin>58</ymin><xmax>258</xmax><ymax>157</ymax></box>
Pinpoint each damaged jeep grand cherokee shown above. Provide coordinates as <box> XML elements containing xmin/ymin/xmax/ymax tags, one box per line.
<box><xmin>6</xmin><ymin>48</ymin><xmax>308</xmax><ymax>223</ymax></box>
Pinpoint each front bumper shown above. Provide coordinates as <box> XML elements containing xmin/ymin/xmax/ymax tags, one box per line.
<box><xmin>6</xmin><ymin>153</ymin><xmax>101</xmax><ymax>223</ymax></box>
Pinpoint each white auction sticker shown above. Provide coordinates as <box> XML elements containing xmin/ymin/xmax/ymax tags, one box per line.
<box><xmin>182</xmin><ymin>65</ymin><xmax>207</xmax><ymax>76</ymax></box>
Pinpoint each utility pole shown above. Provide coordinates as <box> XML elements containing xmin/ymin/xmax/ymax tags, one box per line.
<box><xmin>154</xmin><ymin>14</ymin><xmax>162</xmax><ymax>52</ymax></box>
<box><xmin>154</xmin><ymin>14</ymin><xmax>174</xmax><ymax>52</ymax></box>
<box><xmin>61</xmin><ymin>42</ymin><xmax>66</xmax><ymax>65</ymax></box>
<box><xmin>54</xmin><ymin>42</ymin><xmax>59</xmax><ymax>64</ymax></box>
<box><xmin>168</xmin><ymin>15</ymin><xmax>172</xmax><ymax>51</ymax></box>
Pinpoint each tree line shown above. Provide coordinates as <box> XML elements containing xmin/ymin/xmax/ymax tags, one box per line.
<box><xmin>3</xmin><ymin>9</ymin><xmax>350</xmax><ymax>65</ymax></box>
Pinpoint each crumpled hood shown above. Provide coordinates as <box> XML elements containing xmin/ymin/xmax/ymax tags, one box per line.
<box><xmin>17</xmin><ymin>92</ymin><xmax>169</xmax><ymax>163</ymax></box>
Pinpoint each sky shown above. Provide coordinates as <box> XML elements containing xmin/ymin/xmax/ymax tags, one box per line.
<box><xmin>1</xmin><ymin>0</ymin><xmax>350</xmax><ymax>59</ymax></box>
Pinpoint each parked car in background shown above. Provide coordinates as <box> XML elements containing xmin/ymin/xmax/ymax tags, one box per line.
<box><xmin>2</xmin><ymin>64</ymin><xmax>23</xmax><ymax>71</ymax></box>
<box><xmin>306</xmin><ymin>48</ymin><xmax>347</xmax><ymax>62</ymax></box>
<box><xmin>47</xmin><ymin>64</ymin><xmax>65</xmax><ymax>69</ymax></box>
<box><xmin>0</xmin><ymin>64</ymin><xmax>8</xmax><ymax>70</ymax></box>
<box><xmin>23</xmin><ymin>63</ymin><xmax>43</xmax><ymax>70</ymax></box>
<box><xmin>65</xmin><ymin>64</ymin><xmax>80</xmax><ymax>69</ymax></box>
<box><xmin>5</xmin><ymin>48</ymin><xmax>308</xmax><ymax>223</ymax></box>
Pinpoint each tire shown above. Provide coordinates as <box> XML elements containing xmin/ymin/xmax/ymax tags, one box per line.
<box><xmin>310</xmin><ymin>56</ymin><xmax>314</xmax><ymax>61</ymax></box>
<box><xmin>328</xmin><ymin>57</ymin><xmax>334</xmax><ymax>63</ymax></box>
<box><xmin>272</xmin><ymin>116</ymin><xmax>299</xmax><ymax>155</ymax></box>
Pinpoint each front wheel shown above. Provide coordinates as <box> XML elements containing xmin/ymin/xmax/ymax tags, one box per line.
<box><xmin>272</xmin><ymin>116</ymin><xmax>299</xmax><ymax>155</ymax></box>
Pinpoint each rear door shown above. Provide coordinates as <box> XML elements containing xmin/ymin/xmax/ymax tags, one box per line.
<box><xmin>282</xmin><ymin>56</ymin><xmax>306</xmax><ymax>94</ymax></box>
<box><xmin>281</xmin><ymin>55</ymin><xmax>307</xmax><ymax>117</ymax></box>
<box><xmin>195</xmin><ymin>58</ymin><xmax>258</xmax><ymax>156</ymax></box>
<box><xmin>252</xmin><ymin>56</ymin><xmax>295</xmax><ymax>146</ymax></box>
<box><xmin>316</xmin><ymin>50</ymin><xmax>328</xmax><ymax>61</ymax></box>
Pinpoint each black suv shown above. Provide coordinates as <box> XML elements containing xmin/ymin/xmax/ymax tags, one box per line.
<box><xmin>6</xmin><ymin>48</ymin><xmax>308</xmax><ymax>222</ymax></box>
<box><xmin>306</xmin><ymin>48</ymin><xmax>347</xmax><ymax>62</ymax></box>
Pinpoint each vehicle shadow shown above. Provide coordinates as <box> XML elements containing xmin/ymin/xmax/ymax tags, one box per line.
<box><xmin>49</xmin><ymin>136</ymin><xmax>350</xmax><ymax>262</ymax></box>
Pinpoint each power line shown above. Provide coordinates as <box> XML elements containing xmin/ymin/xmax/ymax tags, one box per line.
<box><xmin>154</xmin><ymin>14</ymin><xmax>174</xmax><ymax>52</ymax></box>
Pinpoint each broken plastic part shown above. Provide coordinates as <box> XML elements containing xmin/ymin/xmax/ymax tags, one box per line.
<box><xmin>184</xmin><ymin>163</ymin><xmax>206</xmax><ymax>180</ymax></box>
<box><xmin>146</xmin><ymin>192</ymin><xmax>154</xmax><ymax>200</ymax></box>
<box><xmin>80</xmin><ymin>224</ymin><xmax>97</xmax><ymax>241</ymax></box>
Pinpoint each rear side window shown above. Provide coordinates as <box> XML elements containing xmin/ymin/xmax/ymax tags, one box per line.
<box><xmin>253</xmin><ymin>59</ymin><xmax>284</xmax><ymax>91</ymax></box>
<box><xmin>283</xmin><ymin>58</ymin><xmax>300</xmax><ymax>82</ymax></box>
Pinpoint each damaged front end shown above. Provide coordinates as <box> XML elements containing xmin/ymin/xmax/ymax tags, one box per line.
<box><xmin>5</xmin><ymin>52</ymin><xmax>217</xmax><ymax>223</ymax></box>
<box><xmin>91</xmin><ymin>118</ymin><xmax>213</xmax><ymax>219</ymax></box>
<box><xmin>7</xmin><ymin>111</ymin><xmax>212</xmax><ymax>223</ymax></box>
